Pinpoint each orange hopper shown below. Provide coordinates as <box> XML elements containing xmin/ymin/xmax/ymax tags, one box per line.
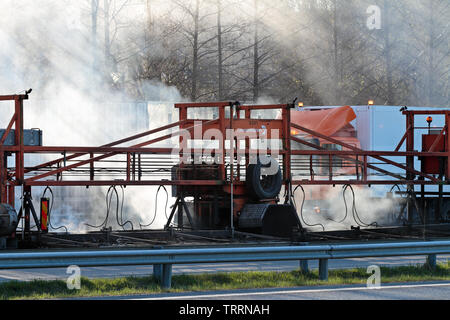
<box><xmin>290</xmin><ymin>105</ymin><xmax>356</xmax><ymax>137</ymax></box>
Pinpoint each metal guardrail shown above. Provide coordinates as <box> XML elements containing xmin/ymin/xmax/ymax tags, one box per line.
<box><xmin>1</xmin><ymin>240</ymin><xmax>449</xmax><ymax>288</ymax></box>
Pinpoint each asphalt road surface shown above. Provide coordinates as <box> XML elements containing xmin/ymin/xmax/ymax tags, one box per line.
<box><xmin>124</xmin><ymin>281</ymin><xmax>450</xmax><ymax>300</ymax></box>
<box><xmin>0</xmin><ymin>255</ymin><xmax>448</xmax><ymax>282</ymax></box>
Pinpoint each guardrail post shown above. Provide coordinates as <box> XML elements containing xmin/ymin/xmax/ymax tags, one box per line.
<box><xmin>319</xmin><ymin>259</ymin><xmax>328</xmax><ymax>281</ymax></box>
<box><xmin>426</xmin><ymin>254</ymin><xmax>437</xmax><ymax>269</ymax></box>
<box><xmin>161</xmin><ymin>264</ymin><xmax>172</xmax><ymax>289</ymax></box>
<box><xmin>299</xmin><ymin>260</ymin><xmax>309</xmax><ymax>273</ymax></box>
<box><xmin>152</xmin><ymin>246</ymin><xmax>163</xmax><ymax>282</ymax></box>
<box><xmin>153</xmin><ymin>264</ymin><xmax>162</xmax><ymax>281</ymax></box>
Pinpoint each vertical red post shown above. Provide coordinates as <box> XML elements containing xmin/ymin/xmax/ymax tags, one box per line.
<box><xmin>7</xmin><ymin>185</ymin><xmax>14</xmax><ymax>207</ymax></box>
<box><xmin>219</xmin><ymin>106</ymin><xmax>226</xmax><ymax>181</ymax></box>
<box><xmin>0</xmin><ymin>150</ymin><xmax>5</xmax><ymax>203</ymax></box>
<box><xmin>245</xmin><ymin>109</ymin><xmax>251</xmax><ymax>171</ymax></box>
<box><xmin>446</xmin><ymin>111</ymin><xmax>450</xmax><ymax>180</ymax></box>
<box><xmin>236</xmin><ymin>106</ymin><xmax>241</xmax><ymax>182</ymax></box>
<box><xmin>89</xmin><ymin>152</ymin><xmax>94</xmax><ymax>181</ymax></box>
<box><xmin>405</xmin><ymin>112</ymin><xmax>415</xmax><ymax>224</ymax></box>
<box><xmin>405</xmin><ymin>112</ymin><xmax>415</xmax><ymax>180</ymax></box>
<box><xmin>363</xmin><ymin>155</ymin><xmax>368</xmax><ymax>182</ymax></box>
<box><xmin>328</xmin><ymin>154</ymin><xmax>333</xmax><ymax>180</ymax></box>
<box><xmin>283</xmin><ymin>105</ymin><xmax>292</xmax><ymax>186</ymax></box>
<box><xmin>14</xmin><ymin>97</ymin><xmax>24</xmax><ymax>183</ymax></box>
<box><xmin>229</xmin><ymin>103</ymin><xmax>234</xmax><ymax>183</ymax></box>
<box><xmin>126</xmin><ymin>152</ymin><xmax>131</xmax><ymax>181</ymax></box>
<box><xmin>179</xmin><ymin>106</ymin><xmax>188</xmax><ymax>167</ymax></box>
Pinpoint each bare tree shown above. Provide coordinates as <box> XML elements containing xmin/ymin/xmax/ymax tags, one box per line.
<box><xmin>91</xmin><ymin>0</ymin><xmax>100</xmax><ymax>71</ymax></box>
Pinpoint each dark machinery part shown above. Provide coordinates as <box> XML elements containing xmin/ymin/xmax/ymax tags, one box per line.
<box><xmin>170</xmin><ymin>156</ymin><xmax>289</xmax><ymax>235</ymax></box>
<box><xmin>0</xmin><ymin>203</ymin><xmax>18</xmax><ymax>236</ymax></box>
<box><xmin>238</xmin><ymin>203</ymin><xmax>301</xmax><ymax>237</ymax></box>
<box><xmin>246</xmin><ymin>156</ymin><xmax>282</xmax><ymax>200</ymax></box>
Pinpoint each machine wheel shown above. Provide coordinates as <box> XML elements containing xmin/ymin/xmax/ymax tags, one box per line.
<box><xmin>246</xmin><ymin>156</ymin><xmax>282</xmax><ymax>200</ymax></box>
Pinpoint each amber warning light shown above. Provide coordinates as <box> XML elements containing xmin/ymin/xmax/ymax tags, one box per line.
<box><xmin>426</xmin><ymin>116</ymin><xmax>433</xmax><ymax>133</ymax></box>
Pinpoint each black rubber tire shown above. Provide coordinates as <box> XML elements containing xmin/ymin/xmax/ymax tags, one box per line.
<box><xmin>246</xmin><ymin>156</ymin><xmax>282</xmax><ymax>200</ymax></box>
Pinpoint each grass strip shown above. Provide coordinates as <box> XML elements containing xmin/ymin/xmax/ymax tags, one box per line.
<box><xmin>1</xmin><ymin>261</ymin><xmax>449</xmax><ymax>300</ymax></box>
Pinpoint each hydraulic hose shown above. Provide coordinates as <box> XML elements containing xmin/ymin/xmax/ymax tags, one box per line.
<box><xmin>292</xmin><ymin>185</ymin><xmax>325</xmax><ymax>231</ymax></box>
<box><xmin>140</xmin><ymin>185</ymin><xmax>169</xmax><ymax>229</ymax></box>
<box><xmin>343</xmin><ymin>184</ymin><xmax>378</xmax><ymax>228</ymax></box>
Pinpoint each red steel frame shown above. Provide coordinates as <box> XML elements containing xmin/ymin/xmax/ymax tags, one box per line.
<box><xmin>0</xmin><ymin>95</ymin><xmax>449</xmax><ymax>212</ymax></box>
<box><xmin>290</xmin><ymin>109</ymin><xmax>450</xmax><ymax>185</ymax></box>
<box><xmin>0</xmin><ymin>94</ymin><xmax>27</xmax><ymax>206</ymax></box>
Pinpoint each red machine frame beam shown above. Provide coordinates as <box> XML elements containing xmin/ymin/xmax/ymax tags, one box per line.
<box><xmin>24</xmin><ymin>120</ymin><xmax>188</xmax><ymax>173</ymax></box>
<box><xmin>403</xmin><ymin>109</ymin><xmax>450</xmax><ymax>180</ymax></box>
<box><xmin>428</xmin><ymin>125</ymin><xmax>447</xmax><ymax>152</ymax></box>
<box><xmin>291</xmin><ymin>122</ymin><xmax>440</xmax><ymax>183</ymax></box>
<box><xmin>290</xmin><ymin>148</ymin><xmax>446</xmax><ymax>157</ymax></box>
<box><xmin>0</xmin><ymin>114</ymin><xmax>16</xmax><ymax>145</ymax></box>
<box><xmin>394</xmin><ymin>124</ymin><xmax>412</xmax><ymax>152</ymax></box>
<box><xmin>291</xmin><ymin>136</ymin><xmax>407</xmax><ymax>181</ymax></box>
<box><xmin>26</xmin><ymin>180</ymin><xmax>225</xmax><ymax>187</ymax></box>
<box><xmin>290</xmin><ymin>180</ymin><xmax>441</xmax><ymax>186</ymax></box>
<box><xmin>0</xmin><ymin>94</ymin><xmax>28</xmax><ymax>205</ymax></box>
<box><xmin>24</xmin><ymin>119</ymin><xmax>219</xmax><ymax>183</ymax></box>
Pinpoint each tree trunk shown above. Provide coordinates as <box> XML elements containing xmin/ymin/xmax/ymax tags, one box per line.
<box><xmin>427</xmin><ymin>0</ymin><xmax>435</xmax><ymax>106</ymax></box>
<box><xmin>145</xmin><ymin>0</ymin><xmax>153</xmax><ymax>46</ymax></box>
<box><xmin>191</xmin><ymin>0</ymin><xmax>200</xmax><ymax>101</ymax></box>
<box><xmin>104</xmin><ymin>0</ymin><xmax>111</xmax><ymax>73</ymax></box>
<box><xmin>217</xmin><ymin>0</ymin><xmax>223</xmax><ymax>100</ymax></box>
<box><xmin>91</xmin><ymin>0</ymin><xmax>99</xmax><ymax>71</ymax></box>
<box><xmin>384</xmin><ymin>0</ymin><xmax>394</xmax><ymax>104</ymax></box>
<box><xmin>253</xmin><ymin>0</ymin><xmax>259</xmax><ymax>102</ymax></box>
<box><xmin>332</xmin><ymin>0</ymin><xmax>339</xmax><ymax>103</ymax></box>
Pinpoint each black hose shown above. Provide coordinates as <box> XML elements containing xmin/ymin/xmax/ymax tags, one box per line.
<box><xmin>85</xmin><ymin>186</ymin><xmax>115</xmax><ymax>229</ymax></box>
<box><xmin>389</xmin><ymin>184</ymin><xmax>408</xmax><ymax>224</ymax></box>
<box><xmin>140</xmin><ymin>185</ymin><xmax>168</xmax><ymax>229</ymax></box>
<box><xmin>343</xmin><ymin>184</ymin><xmax>378</xmax><ymax>228</ymax></box>
<box><xmin>115</xmin><ymin>185</ymin><xmax>133</xmax><ymax>231</ymax></box>
<box><xmin>340</xmin><ymin>185</ymin><xmax>350</xmax><ymax>224</ymax></box>
<box><xmin>292</xmin><ymin>185</ymin><xmax>325</xmax><ymax>231</ymax></box>
<box><xmin>389</xmin><ymin>184</ymin><xmax>403</xmax><ymax>194</ymax></box>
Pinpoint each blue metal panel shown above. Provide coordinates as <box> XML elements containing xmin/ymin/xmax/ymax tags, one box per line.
<box><xmin>0</xmin><ymin>129</ymin><xmax>42</xmax><ymax>146</ymax></box>
<box><xmin>0</xmin><ymin>130</ymin><xmax>15</xmax><ymax>146</ymax></box>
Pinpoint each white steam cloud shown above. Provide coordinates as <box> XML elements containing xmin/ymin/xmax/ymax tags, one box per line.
<box><xmin>0</xmin><ymin>0</ymin><xmax>183</xmax><ymax>233</ymax></box>
<box><xmin>293</xmin><ymin>184</ymin><xmax>404</xmax><ymax>232</ymax></box>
